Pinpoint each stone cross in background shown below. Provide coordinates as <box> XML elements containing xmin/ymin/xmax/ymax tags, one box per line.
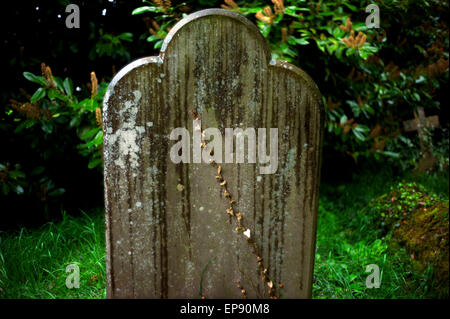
<box><xmin>403</xmin><ymin>107</ymin><xmax>439</xmax><ymax>172</ymax></box>
<box><xmin>103</xmin><ymin>9</ymin><xmax>323</xmax><ymax>299</ymax></box>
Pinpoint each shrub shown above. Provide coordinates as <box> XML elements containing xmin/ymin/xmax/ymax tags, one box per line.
<box><xmin>133</xmin><ymin>0</ymin><xmax>448</xmax><ymax>166</ymax></box>
<box><xmin>1</xmin><ymin>64</ymin><xmax>106</xmax><ymax>225</ymax></box>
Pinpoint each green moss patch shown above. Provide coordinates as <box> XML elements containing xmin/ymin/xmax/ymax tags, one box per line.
<box><xmin>370</xmin><ymin>182</ymin><xmax>449</xmax><ymax>298</ymax></box>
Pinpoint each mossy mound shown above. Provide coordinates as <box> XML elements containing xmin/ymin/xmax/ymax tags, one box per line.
<box><xmin>370</xmin><ymin>182</ymin><xmax>449</xmax><ymax>298</ymax></box>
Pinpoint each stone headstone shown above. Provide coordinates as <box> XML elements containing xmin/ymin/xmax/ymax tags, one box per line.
<box><xmin>403</xmin><ymin>107</ymin><xmax>439</xmax><ymax>173</ymax></box>
<box><xmin>103</xmin><ymin>8</ymin><xmax>323</xmax><ymax>299</ymax></box>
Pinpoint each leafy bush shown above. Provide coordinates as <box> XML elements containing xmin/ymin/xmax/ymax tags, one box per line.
<box><xmin>134</xmin><ymin>0</ymin><xmax>448</xmax><ymax>166</ymax></box>
<box><xmin>369</xmin><ymin>182</ymin><xmax>443</xmax><ymax>229</ymax></box>
<box><xmin>1</xmin><ymin>64</ymin><xmax>106</xmax><ymax>225</ymax></box>
<box><xmin>16</xmin><ymin>65</ymin><xmax>105</xmax><ymax>171</ymax></box>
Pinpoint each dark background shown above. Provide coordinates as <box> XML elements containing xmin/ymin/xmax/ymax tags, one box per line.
<box><xmin>1</xmin><ymin>0</ymin><xmax>149</xmax><ymax>228</ymax></box>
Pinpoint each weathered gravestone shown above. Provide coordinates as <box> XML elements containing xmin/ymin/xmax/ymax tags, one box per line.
<box><xmin>103</xmin><ymin>8</ymin><xmax>323</xmax><ymax>299</ymax></box>
<box><xmin>403</xmin><ymin>107</ymin><xmax>440</xmax><ymax>173</ymax></box>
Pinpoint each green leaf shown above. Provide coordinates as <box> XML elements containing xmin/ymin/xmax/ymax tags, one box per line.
<box><xmin>49</xmin><ymin>188</ymin><xmax>65</xmax><ymax>197</ymax></box>
<box><xmin>346</xmin><ymin>47</ymin><xmax>355</xmax><ymax>56</ymax></box>
<box><xmin>9</xmin><ymin>170</ymin><xmax>25</xmax><ymax>179</ymax></box>
<box><xmin>261</xmin><ymin>24</ymin><xmax>272</xmax><ymax>37</ymax></box>
<box><xmin>91</xmin><ymin>99</ymin><xmax>99</xmax><ymax>111</ymax></box>
<box><xmin>53</xmin><ymin>77</ymin><xmax>64</xmax><ymax>92</ymax></box>
<box><xmin>154</xmin><ymin>40</ymin><xmax>163</xmax><ymax>49</ymax></box>
<box><xmin>30</xmin><ymin>88</ymin><xmax>46</xmax><ymax>103</ymax></box>
<box><xmin>343</xmin><ymin>3</ymin><xmax>358</xmax><ymax>11</ymax></box>
<box><xmin>333</xmin><ymin>27</ymin><xmax>346</xmax><ymax>38</ymax></box>
<box><xmin>86</xmin><ymin>130</ymin><xmax>103</xmax><ymax>147</ymax></box>
<box><xmin>23</xmin><ymin>72</ymin><xmax>46</xmax><ymax>86</ymax></box>
<box><xmin>88</xmin><ymin>157</ymin><xmax>103</xmax><ymax>169</ymax></box>
<box><xmin>31</xmin><ymin>166</ymin><xmax>45</xmax><ymax>176</ymax></box>
<box><xmin>146</xmin><ymin>35</ymin><xmax>160</xmax><ymax>42</ymax></box>
<box><xmin>359</xmin><ymin>50</ymin><xmax>369</xmax><ymax>60</ymax></box>
<box><xmin>118</xmin><ymin>32</ymin><xmax>133</xmax><ymax>42</ymax></box>
<box><xmin>63</xmin><ymin>78</ymin><xmax>74</xmax><ymax>97</ymax></box>
<box><xmin>315</xmin><ymin>40</ymin><xmax>326</xmax><ymax>52</ymax></box>
<box><xmin>70</xmin><ymin>117</ymin><xmax>82</xmax><ymax>128</ymax></box>
<box><xmin>80</xmin><ymin>127</ymin><xmax>100</xmax><ymax>140</ymax></box>
<box><xmin>41</xmin><ymin>121</ymin><xmax>53</xmax><ymax>134</ymax></box>
<box><xmin>48</xmin><ymin>89</ymin><xmax>68</xmax><ymax>102</ymax></box>
<box><xmin>284</xmin><ymin>6</ymin><xmax>301</xmax><ymax>18</ymax></box>
<box><xmin>132</xmin><ymin>6</ymin><xmax>162</xmax><ymax>15</ymax></box>
<box><xmin>76</xmin><ymin>98</ymin><xmax>93</xmax><ymax>110</ymax></box>
<box><xmin>93</xmin><ymin>130</ymin><xmax>103</xmax><ymax>145</ymax></box>
<box><xmin>353</xmin><ymin>127</ymin><xmax>367</xmax><ymax>141</ymax></box>
<box><xmin>243</xmin><ymin>8</ymin><xmax>265</xmax><ymax>14</ymax></box>
<box><xmin>292</xmin><ymin>37</ymin><xmax>310</xmax><ymax>45</ymax></box>
<box><xmin>14</xmin><ymin>119</ymin><xmax>36</xmax><ymax>133</ymax></box>
<box><xmin>380</xmin><ymin>151</ymin><xmax>400</xmax><ymax>158</ymax></box>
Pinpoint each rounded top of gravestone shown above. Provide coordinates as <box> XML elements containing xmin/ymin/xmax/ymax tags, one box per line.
<box><xmin>104</xmin><ymin>8</ymin><xmax>322</xmax><ymax>116</ymax></box>
<box><xmin>160</xmin><ymin>8</ymin><xmax>271</xmax><ymax>63</ymax></box>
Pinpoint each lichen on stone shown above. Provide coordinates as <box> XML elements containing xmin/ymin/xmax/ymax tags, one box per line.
<box><xmin>106</xmin><ymin>90</ymin><xmax>145</xmax><ymax>176</ymax></box>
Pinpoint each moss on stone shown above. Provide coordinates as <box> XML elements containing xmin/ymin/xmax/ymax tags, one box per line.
<box><xmin>370</xmin><ymin>182</ymin><xmax>449</xmax><ymax>298</ymax></box>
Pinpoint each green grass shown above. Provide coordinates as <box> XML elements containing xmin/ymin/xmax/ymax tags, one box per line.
<box><xmin>313</xmin><ymin>168</ymin><xmax>449</xmax><ymax>298</ymax></box>
<box><xmin>0</xmin><ymin>169</ymin><xmax>448</xmax><ymax>299</ymax></box>
<box><xmin>0</xmin><ymin>210</ymin><xmax>106</xmax><ymax>298</ymax></box>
